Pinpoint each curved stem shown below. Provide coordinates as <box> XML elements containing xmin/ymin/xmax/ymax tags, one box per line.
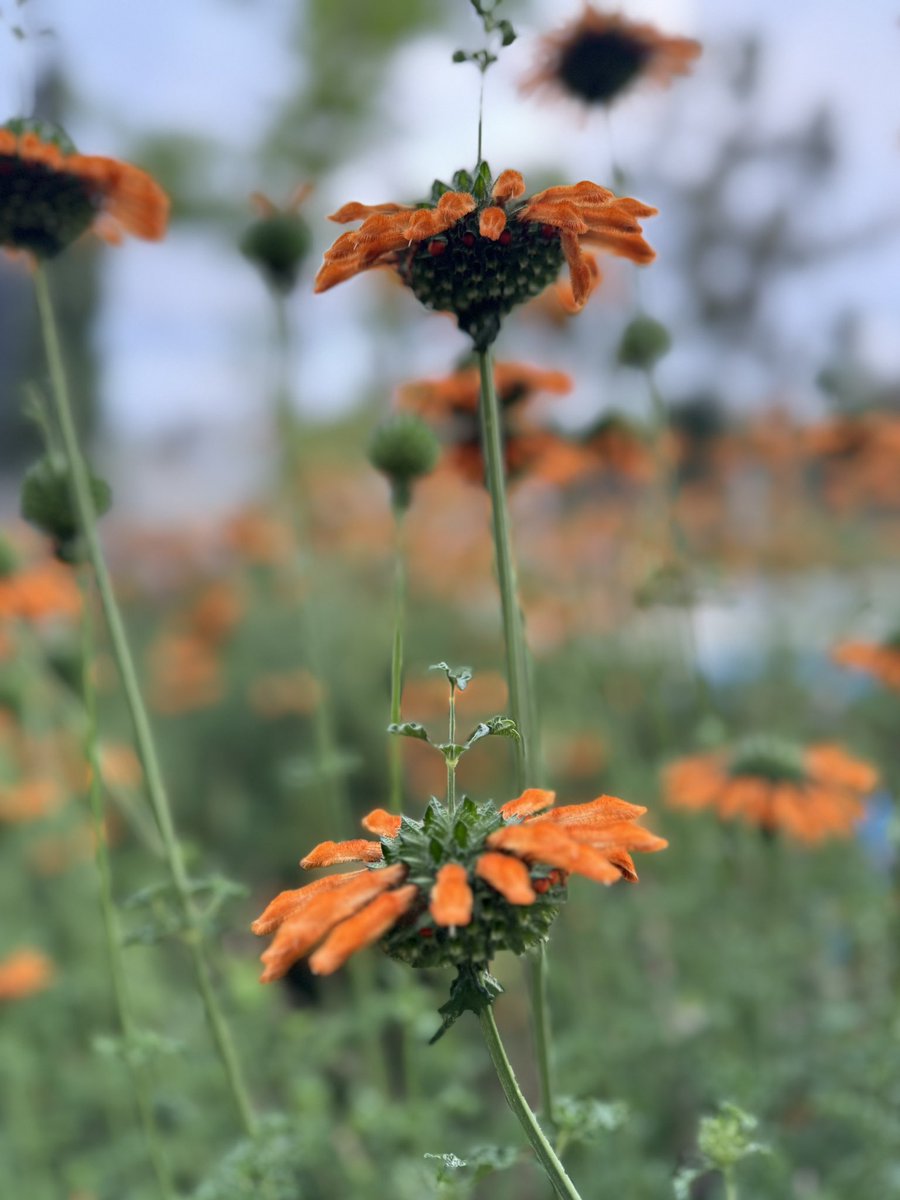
<box><xmin>388</xmin><ymin>508</ymin><xmax>406</xmax><ymax>813</ymax></box>
<box><xmin>35</xmin><ymin>265</ymin><xmax>256</xmax><ymax>1137</ymax></box>
<box><xmin>79</xmin><ymin>579</ymin><xmax>175</xmax><ymax>1200</ymax></box>
<box><xmin>527</xmin><ymin>948</ymin><xmax>555</xmax><ymax>1125</ymax></box>
<box><xmin>478</xmin><ymin>1008</ymin><xmax>583</xmax><ymax>1200</ymax></box>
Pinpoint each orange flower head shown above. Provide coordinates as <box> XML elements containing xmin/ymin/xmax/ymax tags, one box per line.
<box><xmin>315</xmin><ymin>163</ymin><xmax>656</xmax><ymax>349</ymax></box>
<box><xmin>665</xmin><ymin>735</ymin><xmax>878</xmax><ymax>845</ymax></box>
<box><xmin>833</xmin><ymin>634</ymin><xmax>900</xmax><ymax>691</ymax></box>
<box><xmin>523</xmin><ymin>8</ymin><xmax>701</xmax><ymax>109</ymax></box>
<box><xmin>253</xmin><ymin>787</ymin><xmax>665</xmax><ymax>1031</ymax></box>
<box><xmin>0</xmin><ymin>947</ymin><xmax>55</xmax><ymax>1000</ymax></box>
<box><xmin>0</xmin><ymin>118</ymin><xmax>169</xmax><ymax>258</ymax></box>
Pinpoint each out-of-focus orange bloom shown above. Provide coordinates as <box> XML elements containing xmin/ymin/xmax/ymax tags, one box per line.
<box><xmin>185</xmin><ymin>580</ymin><xmax>244</xmax><ymax>643</ymax></box>
<box><xmin>148</xmin><ymin>632</ymin><xmax>223</xmax><ymax>715</ymax></box>
<box><xmin>248</xmin><ymin>669</ymin><xmax>322</xmax><ymax>718</ymax></box>
<box><xmin>224</xmin><ymin>509</ymin><xmax>294</xmax><ymax>566</ymax></box>
<box><xmin>0</xmin><ymin>119</ymin><xmax>168</xmax><ymax>258</ymax></box>
<box><xmin>833</xmin><ymin>638</ymin><xmax>900</xmax><ymax>691</ymax></box>
<box><xmin>401</xmin><ymin>670</ymin><xmax>508</xmax><ymax>721</ymax></box>
<box><xmin>521</xmin><ymin>8</ymin><xmax>701</xmax><ymax>109</ymax></box>
<box><xmin>399</xmin><ymin>361</ymin><xmax>572</xmax><ymax>418</ymax></box>
<box><xmin>547</xmin><ymin>731</ymin><xmax>607</xmax><ymax>781</ymax></box>
<box><xmin>0</xmin><ymin>778</ymin><xmax>64</xmax><ymax>822</ymax></box>
<box><xmin>0</xmin><ymin>560</ymin><xmax>81</xmax><ymax>624</ymax></box>
<box><xmin>584</xmin><ymin>413</ymin><xmax>655</xmax><ymax>483</ymax></box>
<box><xmin>0</xmin><ymin>948</ymin><xmax>55</xmax><ymax>1000</ymax></box>
<box><xmin>665</xmin><ymin>738</ymin><xmax>878</xmax><ymax>844</ymax></box>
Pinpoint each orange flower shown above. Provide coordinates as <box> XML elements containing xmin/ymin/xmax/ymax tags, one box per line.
<box><xmin>248</xmin><ymin>668</ymin><xmax>322</xmax><ymax>718</ymax></box>
<box><xmin>147</xmin><ymin>632</ymin><xmax>223</xmax><ymax>715</ymax></box>
<box><xmin>399</xmin><ymin>361</ymin><xmax>572</xmax><ymax>418</ymax></box>
<box><xmin>0</xmin><ymin>558</ymin><xmax>81</xmax><ymax>624</ymax></box>
<box><xmin>315</xmin><ymin>165</ymin><xmax>656</xmax><ymax>348</ymax></box>
<box><xmin>0</xmin><ymin>948</ymin><xmax>55</xmax><ymax>999</ymax></box>
<box><xmin>0</xmin><ymin>118</ymin><xmax>168</xmax><ymax>258</ymax></box>
<box><xmin>522</xmin><ymin>8</ymin><xmax>701</xmax><ymax>108</ymax></box>
<box><xmin>833</xmin><ymin>637</ymin><xmax>900</xmax><ymax>691</ymax></box>
<box><xmin>0</xmin><ymin>778</ymin><xmax>64</xmax><ymax>823</ymax></box>
<box><xmin>583</xmin><ymin>412</ymin><xmax>655</xmax><ymax>482</ymax></box>
<box><xmin>665</xmin><ymin>737</ymin><xmax>878</xmax><ymax>844</ymax></box>
<box><xmin>253</xmin><ymin>787</ymin><xmax>666</xmax><ymax>982</ymax></box>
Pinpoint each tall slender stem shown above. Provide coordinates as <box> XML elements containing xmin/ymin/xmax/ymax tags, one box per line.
<box><xmin>476</xmin><ymin>348</ymin><xmax>533</xmax><ymax>789</ymax></box>
<box><xmin>79</xmin><ymin>579</ymin><xmax>174</xmax><ymax>1199</ymax></box>
<box><xmin>478</xmin><ymin>1008</ymin><xmax>584</xmax><ymax>1200</ymax></box>
<box><xmin>478</xmin><ymin>348</ymin><xmax>557</xmax><ymax>1120</ymax></box>
<box><xmin>723</xmin><ymin>1169</ymin><xmax>739</xmax><ymax>1200</ymax></box>
<box><xmin>34</xmin><ymin>265</ymin><xmax>256</xmax><ymax>1137</ymax></box>
<box><xmin>447</xmin><ymin>683</ymin><xmax>458</xmax><ymax>814</ymax></box>
<box><xmin>388</xmin><ymin>508</ymin><xmax>406</xmax><ymax>813</ymax></box>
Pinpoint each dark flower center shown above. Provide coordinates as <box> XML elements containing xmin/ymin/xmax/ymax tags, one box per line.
<box><xmin>0</xmin><ymin>155</ymin><xmax>98</xmax><ymax>257</ymax></box>
<box><xmin>728</xmin><ymin>735</ymin><xmax>807</xmax><ymax>784</ymax></box>
<box><xmin>557</xmin><ymin>30</ymin><xmax>651</xmax><ymax>104</ymax></box>
<box><xmin>398</xmin><ymin>211</ymin><xmax>565</xmax><ymax>351</ymax></box>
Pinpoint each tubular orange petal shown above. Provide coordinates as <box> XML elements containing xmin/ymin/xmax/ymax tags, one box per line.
<box><xmin>488</xmin><ymin>822</ymin><xmax>622</xmax><ymax>884</ymax></box>
<box><xmin>479</xmin><ymin>206</ymin><xmax>507</xmax><ymax>240</ymax></box>
<box><xmin>405</xmin><ymin>191</ymin><xmax>475</xmax><ymax>240</ymax></box>
<box><xmin>499</xmin><ymin>787</ymin><xmax>557</xmax><ymax>819</ymax></box>
<box><xmin>562</xmin><ymin>820</ymin><xmax>668</xmax><ymax>852</ymax></box>
<box><xmin>300</xmin><ymin>838</ymin><xmax>383</xmax><ymax>869</ymax></box>
<box><xmin>519</xmin><ymin>200</ymin><xmax>588</xmax><ymax>235</ymax></box>
<box><xmin>475</xmin><ymin>852</ymin><xmax>536</xmax><ymax>904</ymax></box>
<box><xmin>361</xmin><ymin>808</ymin><xmax>403</xmax><ymax>838</ymax></box>
<box><xmin>259</xmin><ymin>864</ymin><xmax>405</xmax><ymax>982</ymax></box>
<box><xmin>69</xmin><ymin>156</ymin><xmax>169</xmax><ymax>240</ymax></box>
<box><xmin>560</xmin><ymin>231</ymin><xmax>593</xmax><ymax>307</ymax></box>
<box><xmin>328</xmin><ymin>200</ymin><xmax>410</xmax><ymax>223</ymax></box>
<box><xmin>309</xmin><ymin>884</ymin><xmax>418</xmax><ymax>975</ymax></box>
<box><xmin>543</xmin><ymin>794</ymin><xmax>647</xmax><ymax>827</ymax></box>
<box><xmin>251</xmin><ymin>871</ymin><xmax>364</xmax><ymax>936</ymax></box>
<box><xmin>430</xmin><ymin>863</ymin><xmax>473</xmax><ymax>926</ymax></box>
<box><xmin>250</xmin><ymin>191</ymin><xmax>278</xmax><ymax>217</ymax></box>
<box><xmin>605</xmin><ymin>849</ymin><xmax>639</xmax><ymax>882</ymax></box>
<box><xmin>492</xmin><ymin>169</ymin><xmax>526</xmax><ymax>202</ymax></box>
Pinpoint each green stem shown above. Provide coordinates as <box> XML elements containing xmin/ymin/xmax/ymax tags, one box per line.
<box><xmin>723</xmin><ymin>1168</ymin><xmax>739</xmax><ymax>1200</ymax></box>
<box><xmin>35</xmin><ymin>265</ymin><xmax>256</xmax><ymax>1137</ymax></box>
<box><xmin>388</xmin><ymin>508</ymin><xmax>406</xmax><ymax>813</ymax></box>
<box><xmin>478</xmin><ymin>348</ymin><xmax>556</xmax><ymax>1118</ymax></box>
<box><xmin>447</xmin><ymin>684</ymin><xmax>458</xmax><ymax>815</ymax></box>
<box><xmin>476</xmin><ymin>348</ymin><xmax>534</xmax><ymax>790</ymax></box>
<box><xmin>79</xmin><ymin>577</ymin><xmax>175</xmax><ymax>1200</ymax></box>
<box><xmin>478</xmin><ymin>1008</ymin><xmax>583</xmax><ymax>1200</ymax></box>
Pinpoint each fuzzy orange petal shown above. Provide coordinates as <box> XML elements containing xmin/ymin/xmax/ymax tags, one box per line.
<box><xmin>542</xmin><ymin>794</ymin><xmax>648</xmax><ymax>828</ymax></box>
<box><xmin>499</xmin><ymin>787</ymin><xmax>557</xmax><ymax>820</ymax></box>
<box><xmin>361</xmin><ymin>808</ymin><xmax>403</xmax><ymax>838</ymax></box>
<box><xmin>309</xmin><ymin>884</ymin><xmax>418</xmax><ymax>975</ymax></box>
<box><xmin>299</xmin><ymin>838</ymin><xmax>383</xmax><ymax>869</ymax></box>
<box><xmin>492</xmin><ymin>169</ymin><xmax>526</xmax><ymax>202</ymax></box>
<box><xmin>560</xmin><ymin>231</ymin><xmax>594</xmax><ymax>307</ymax></box>
<box><xmin>562</xmin><ymin>820</ymin><xmax>668</xmax><ymax>853</ymax></box>
<box><xmin>430</xmin><ymin>863</ymin><xmax>474</xmax><ymax>926</ymax></box>
<box><xmin>251</xmin><ymin>871</ymin><xmax>365</xmax><ymax>936</ymax></box>
<box><xmin>328</xmin><ymin>200</ymin><xmax>411</xmax><ymax>223</ymax></box>
<box><xmin>259</xmin><ymin>864</ymin><xmax>406</xmax><ymax>982</ymax></box>
<box><xmin>488</xmin><ymin>822</ymin><xmax>622</xmax><ymax>885</ymax></box>
<box><xmin>475</xmin><ymin>851</ymin><xmax>536</xmax><ymax>904</ymax></box>
<box><xmin>68</xmin><ymin>156</ymin><xmax>169</xmax><ymax>240</ymax></box>
<box><xmin>479</xmin><ymin>206</ymin><xmax>507</xmax><ymax>240</ymax></box>
<box><xmin>405</xmin><ymin>191</ymin><xmax>475</xmax><ymax>240</ymax></box>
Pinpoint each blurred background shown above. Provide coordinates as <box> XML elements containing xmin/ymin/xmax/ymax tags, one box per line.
<box><xmin>2</xmin><ymin>1</ymin><xmax>900</xmax><ymax>1197</ymax></box>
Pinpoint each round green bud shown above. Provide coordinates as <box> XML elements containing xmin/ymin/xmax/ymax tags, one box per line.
<box><xmin>240</xmin><ymin>213</ymin><xmax>311</xmax><ymax>294</ymax></box>
<box><xmin>617</xmin><ymin>314</ymin><xmax>672</xmax><ymax>368</ymax></box>
<box><xmin>368</xmin><ymin>414</ymin><xmax>441</xmax><ymax>509</ymax></box>
<box><xmin>20</xmin><ymin>453</ymin><xmax>112</xmax><ymax>559</ymax></box>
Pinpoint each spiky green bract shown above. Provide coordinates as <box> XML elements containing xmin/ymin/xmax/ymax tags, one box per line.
<box><xmin>21</xmin><ymin>452</ymin><xmax>112</xmax><ymax>562</ymax></box>
<box><xmin>240</xmin><ymin>213</ymin><xmax>311</xmax><ymax>294</ymax></box>
<box><xmin>397</xmin><ymin>164</ymin><xmax>565</xmax><ymax>352</ymax></box>
<box><xmin>368</xmin><ymin>414</ymin><xmax>441</xmax><ymax>510</ymax></box>
<box><xmin>379</xmin><ymin>795</ymin><xmax>565</xmax><ymax>971</ymax></box>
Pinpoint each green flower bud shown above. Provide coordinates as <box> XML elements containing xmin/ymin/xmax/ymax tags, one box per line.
<box><xmin>368</xmin><ymin>414</ymin><xmax>441</xmax><ymax>510</ymax></box>
<box><xmin>240</xmin><ymin>213</ymin><xmax>311</xmax><ymax>295</ymax></box>
<box><xmin>617</xmin><ymin>314</ymin><xmax>671</xmax><ymax>368</ymax></box>
<box><xmin>20</xmin><ymin>453</ymin><xmax>112</xmax><ymax>561</ymax></box>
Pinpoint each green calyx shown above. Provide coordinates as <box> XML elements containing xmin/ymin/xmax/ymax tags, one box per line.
<box><xmin>0</xmin><ymin>118</ymin><xmax>97</xmax><ymax>258</ymax></box>
<box><xmin>240</xmin><ymin>212</ymin><xmax>311</xmax><ymax>294</ymax></box>
<box><xmin>368</xmin><ymin>414</ymin><xmax>441</xmax><ymax>509</ymax></box>
<box><xmin>397</xmin><ymin>163</ymin><xmax>565</xmax><ymax>352</ymax></box>
<box><xmin>21</xmin><ymin>452</ymin><xmax>112</xmax><ymax>562</ymax></box>
<box><xmin>378</xmin><ymin>795</ymin><xmax>565</xmax><ymax>971</ymax></box>
<box><xmin>617</xmin><ymin>314</ymin><xmax>672</xmax><ymax>368</ymax></box>
<box><xmin>728</xmin><ymin>735</ymin><xmax>807</xmax><ymax>784</ymax></box>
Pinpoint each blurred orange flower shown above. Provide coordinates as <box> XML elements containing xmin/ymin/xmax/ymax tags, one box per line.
<box><xmin>0</xmin><ymin>948</ymin><xmax>55</xmax><ymax>999</ymax></box>
<box><xmin>0</xmin><ymin>118</ymin><xmax>168</xmax><ymax>258</ymax></box>
<box><xmin>833</xmin><ymin>638</ymin><xmax>900</xmax><ymax>691</ymax></box>
<box><xmin>665</xmin><ymin>738</ymin><xmax>878</xmax><ymax>844</ymax></box>
<box><xmin>522</xmin><ymin>8</ymin><xmax>701</xmax><ymax>109</ymax></box>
